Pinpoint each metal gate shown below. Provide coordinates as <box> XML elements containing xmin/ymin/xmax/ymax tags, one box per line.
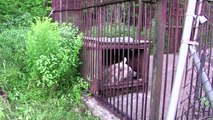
<box><xmin>52</xmin><ymin>0</ymin><xmax>213</xmax><ymax>119</ymax></box>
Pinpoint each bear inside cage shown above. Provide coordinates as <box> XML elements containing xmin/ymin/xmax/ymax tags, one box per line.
<box><xmin>102</xmin><ymin>48</ymin><xmax>145</xmax><ymax>83</ymax></box>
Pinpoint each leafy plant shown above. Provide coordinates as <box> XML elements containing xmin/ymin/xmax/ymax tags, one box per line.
<box><xmin>25</xmin><ymin>18</ymin><xmax>84</xmax><ymax>99</ymax></box>
<box><xmin>0</xmin><ymin>28</ymin><xmax>27</xmax><ymax>101</ymax></box>
<box><xmin>0</xmin><ymin>28</ymin><xmax>27</xmax><ymax>69</ymax></box>
<box><xmin>26</xmin><ymin>18</ymin><xmax>61</xmax><ymax>88</ymax></box>
<box><xmin>200</xmin><ymin>97</ymin><xmax>210</xmax><ymax>107</ymax></box>
<box><xmin>0</xmin><ymin>97</ymin><xmax>98</xmax><ymax>120</ymax></box>
<box><xmin>0</xmin><ymin>14</ymin><xmax>95</xmax><ymax>119</ymax></box>
<box><xmin>0</xmin><ymin>0</ymin><xmax>51</xmax><ymax>31</ymax></box>
<box><xmin>0</xmin><ymin>99</ymin><xmax>6</xmax><ymax>120</ymax></box>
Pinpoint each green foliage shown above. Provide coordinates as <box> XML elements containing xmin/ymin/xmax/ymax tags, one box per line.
<box><xmin>0</xmin><ymin>14</ymin><xmax>96</xmax><ymax>119</ymax></box>
<box><xmin>91</xmin><ymin>20</ymin><xmax>156</xmax><ymax>40</ymax></box>
<box><xmin>141</xmin><ymin>18</ymin><xmax>156</xmax><ymax>41</ymax></box>
<box><xmin>92</xmin><ymin>23</ymin><xmax>135</xmax><ymax>38</ymax></box>
<box><xmin>26</xmin><ymin>18</ymin><xmax>62</xmax><ymax>88</ymax></box>
<box><xmin>0</xmin><ymin>98</ymin><xmax>6</xmax><ymax>120</ymax></box>
<box><xmin>0</xmin><ymin>67</ymin><xmax>27</xmax><ymax>102</ymax></box>
<box><xmin>2</xmin><ymin>13</ymin><xmax>34</xmax><ymax>30</ymax></box>
<box><xmin>0</xmin><ymin>0</ymin><xmax>51</xmax><ymax>31</ymax></box>
<box><xmin>69</xmin><ymin>77</ymin><xmax>90</xmax><ymax>102</ymax></box>
<box><xmin>0</xmin><ymin>28</ymin><xmax>27</xmax><ymax>101</ymax></box>
<box><xmin>149</xmin><ymin>18</ymin><xmax>156</xmax><ymax>54</ymax></box>
<box><xmin>0</xmin><ymin>97</ymin><xmax>98</xmax><ymax>120</ymax></box>
<box><xmin>0</xmin><ymin>0</ymin><xmax>97</xmax><ymax>116</ymax></box>
<box><xmin>0</xmin><ymin>17</ymin><xmax>85</xmax><ymax>101</ymax></box>
<box><xmin>26</xmin><ymin>18</ymin><xmax>83</xmax><ymax>99</ymax></box>
<box><xmin>0</xmin><ymin>28</ymin><xmax>27</xmax><ymax>69</ymax></box>
<box><xmin>200</xmin><ymin>97</ymin><xmax>210</xmax><ymax>107</ymax></box>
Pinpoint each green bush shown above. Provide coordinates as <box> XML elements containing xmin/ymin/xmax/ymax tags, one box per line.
<box><xmin>0</xmin><ymin>28</ymin><xmax>27</xmax><ymax>69</ymax></box>
<box><xmin>0</xmin><ymin>28</ymin><xmax>27</xmax><ymax>101</ymax></box>
<box><xmin>26</xmin><ymin>18</ymin><xmax>62</xmax><ymax>88</ymax></box>
<box><xmin>0</xmin><ymin>0</ymin><xmax>51</xmax><ymax>31</ymax></box>
<box><xmin>25</xmin><ymin>18</ymin><xmax>84</xmax><ymax>99</ymax></box>
<box><xmin>0</xmin><ymin>17</ymin><xmax>86</xmax><ymax>101</ymax></box>
<box><xmin>0</xmin><ymin>0</ymin><xmax>95</xmax><ymax>120</ymax></box>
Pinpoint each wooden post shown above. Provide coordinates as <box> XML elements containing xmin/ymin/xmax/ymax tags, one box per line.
<box><xmin>149</xmin><ymin>0</ymin><xmax>167</xmax><ymax>119</ymax></box>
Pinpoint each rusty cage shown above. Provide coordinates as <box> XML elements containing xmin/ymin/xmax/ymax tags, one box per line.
<box><xmin>52</xmin><ymin>0</ymin><xmax>213</xmax><ymax>119</ymax></box>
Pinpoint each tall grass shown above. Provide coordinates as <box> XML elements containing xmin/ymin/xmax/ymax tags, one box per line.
<box><xmin>0</xmin><ymin>18</ymin><xmax>97</xmax><ymax>120</ymax></box>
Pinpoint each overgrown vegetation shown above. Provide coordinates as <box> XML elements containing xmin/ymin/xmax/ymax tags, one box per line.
<box><xmin>0</xmin><ymin>97</ymin><xmax>95</xmax><ymax>120</ymax></box>
<box><xmin>0</xmin><ymin>0</ymin><xmax>51</xmax><ymax>31</ymax></box>
<box><xmin>0</xmin><ymin>17</ymin><xmax>96</xmax><ymax>120</ymax></box>
<box><xmin>92</xmin><ymin>23</ymin><xmax>135</xmax><ymax>38</ymax></box>
<box><xmin>0</xmin><ymin>0</ymin><xmax>98</xmax><ymax>119</ymax></box>
<box><xmin>25</xmin><ymin>18</ymin><xmax>88</xmax><ymax>101</ymax></box>
<box><xmin>91</xmin><ymin>19</ymin><xmax>156</xmax><ymax>40</ymax></box>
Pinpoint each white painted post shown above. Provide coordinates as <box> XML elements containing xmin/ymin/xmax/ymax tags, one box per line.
<box><xmin>166</xmin><ymin>0</ymin><xmax>197</xmax><ymax>119</ymax></box>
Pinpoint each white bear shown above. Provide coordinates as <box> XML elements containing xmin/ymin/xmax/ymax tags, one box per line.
<box><xmin>103</xmin><ymin>57</ymin><xmax>137</xmax><ymax>85</ymax></box>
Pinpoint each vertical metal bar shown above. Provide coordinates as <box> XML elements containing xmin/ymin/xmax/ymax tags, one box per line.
<box><xmin>117</xmin><ymin>3</ymin><xmax>121</xmax><ymax>112</ymax></box>
<box><xmin>150</xmin><ymin>0</ymin><xmax>167</xmax><ymax>120</ymax></box>
<box><xmin>56</xmin><ymin>0</ymin><xmax>59</xmax><ymax>22</ymax></box>
<box><xmin>52</xmin><ymin>0</ymin><xmax>55</xmax><ymax>21</ymax></box>
<box><xmin>142</xmin><ymin>3</ymin><xmax>148</xmax><ymax>120</ymax></box>
<box><xmin>144</xmin><ymin>4</ymin><xmax>152</xmax><ymax>120</ymax></box>
<box><xmin>135</xmin><ymin>1</ymin><xmax>142</xmax><ymax>119</ymax></box>
<box><xmin>161</xmin><ymin>0</ymin><xmax>172</xmax><ymax>117</ymax></box>
<box><xmin>102</xmin><ymin>5</ymin><xmax>106</xmax><ymax>100</ymax></box>
<box><xmin>185</xmin><ymin>62</ymin><xmax>195</xmax><ymax>120</ymax></box>
<box><xmin>125</xmin><ymin>2</ymin><xmax>131</xmax><ymax>117</ymax></box>
<box><xmin>121</xmin><ymin>2</ymin><xmax>126</xmax><ymax>115</ymax></box>
<box><xmin>132</xmin><ymin>1</ymin><xmax>139</xmax><ymax>120</ymax></box>
<box><xmin>97</xmin><ymin>0</ymin><xmax>102</xmax><ymax>99</ymax></box>
<box><xmin>166</xmin><ymin>0</ymin><xmax>197</xmax><ymax>119</ymax></box>
<box><xmin>170</xmin><ymin>0</ymin><xmax>176</xmax><ymax>88</ymax></box>
<box><xmin>109</xmin><ymin>4</ymin><xmax>113</xmax><ymax>105</ymax></box>
<box><xmin>82</xmin><ymin>3</ymin><xmax>86</xmax><ymax>81</ymax></box>
<box><xmin>130</xmin><ymin>1</ymin><xmax>136</xmax><ymax>119</ymax></box>
<box><xmin>63</xmin><ymin>0</ymin><xmax>66</xmax><ymax>22</ymax></box>
<box><xmin>91</xmin><ymin>4</ymin><xmax>95</xmax><ymax>95</ymax></box>
<box><xmin>137</xmin><ymin>2</ymin><xmax>144</xmax><ymax>119</ymax></box>
<box><xmin>171</xmin><ymin>0</ymin><xmax>179</xmax><ymax>93</ymax></box>
<box><xmin>84</xmin><ymin>8</ymin><xmax>86</xmax><ymax>36</ymax></box>
<box><xmin>126</xmin><ymin>2</ymin><xmax>133</xmax><ymax>119</ymax></box>
<box><xmin>112</xmin><ymin>4</ymin><xmax>116</xmax><ymax>109</ymax></box>
<box><xmin>174</xmin><ymin>0</ymin><xmax>180</xmax><ymax>53</ymax></box>
<box><xmin>59</xmin><ymin>0</ymin><xmax>62</xmax><ymax>25</ymax></box>
<box><xmin>161</xmin><ymin>1</ymin><xmax>170</xmax><ymax>119</ymax></box>
<box><xmin>73</xmin><ymin>0</ymin><xmax>75</xmax><ymax>25</ymax></box>
<box><xmin>172</xmin><ymin>6</ymin><xmax>180</xmax><ymax>111</ymax></box>
<box><xmin>105</xmin><ymin>5</ymin><xmax>109</xmax><ymax>102</ymax></box>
